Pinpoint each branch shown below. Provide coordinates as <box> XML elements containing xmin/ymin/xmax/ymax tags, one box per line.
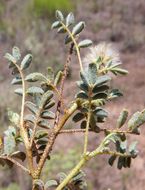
<box><xmin>11</xmin><ymin>61</ymin><xmax>34</xmax><ymax>175</ymax></box>
<box><xmin>56</xmin><ymin>146</ymin><xmax>131</xmax><ymax>190</ymax></box>
<box><xmin>59</xmin><ymin>128</ymin><xmax>139</xmax><ymax>135</ymax></box>
<box><xmin>0</xmin><ymin>156</ymin><xmax>30</xmax><ymax>174</ymax></box>
<box><xmin>35</xmin><ymin>102</ymin><xmax>78</xmax><ymax>177</ymax></box>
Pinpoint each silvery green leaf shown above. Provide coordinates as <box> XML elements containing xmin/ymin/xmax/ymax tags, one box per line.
<box><xmin>56</xmin><ymin>10</ymin><xmax>64</xmax><ymax>21</ymax></box>
<box><xmin>45</xmin><ymin>180</ymin><xmax>58</xmax><ymax>188</ymax></box>
<box><xmin>88</xmin><ymin>63</ymin><xmax>97</xmax><ymax>84</ymax></box>
<box><xmin>41</xmin><ymin>111</ymin><xmax>55</xmax><ymax>119</ymax></box>
<box><xmin>11</xmin><ymin>151</ymin><xmax>26</xmax><ymax>162</ymax></box>
<box><xmin>92</xmin><ymin>85</ymin><xmax>109</xmax><ymax>94</ymax></box>
<box><xmin>54</xmin><ymin>71</ymin><xmax>63</xmax><ymax>86</ymax></box>
<box><xmin>64</xmin><ymin>35</ymin><xmax>72</xmax><ymax>44</ymax></box>
<box><xmin>73</xmin><ymin>112</ymin><xmax>85</xmax><ymax>122</ymax></box>
<box><xmin>38</xmin><ymin>120</ymin><xmax>51</xmax><ymax>129</ymax></box>
<box><xmin>35</xmin><ymin>130</ymin><xmax>48</xmax><ymax>139</ymax></box>
<box><xmin>76</xmin><ymin>91</ymin><xmax>88</xmax><ymax>99</ymax></box>
<box><xmin>93</xmin><ymin>92</ymin><xmax>108</xmax><ymax>100</ymax></box>
<box><xmin>14</xmin><ymin>88</ymin><xmax>23</xmax><ymax>96</ymax></box>
<box><xmin>4</xmin><ymin>53</ymin><xmax>16</xmax><ymax>63</ymax></box>
<box><xmin>94</xmin><ymin>75</ymin><xmax>111</xmax><ymax>87</ymax></box>
<box><xmin>21</xmin><ymin>54</ymin><xmax>33</xmax><ymax>70</ymax></box>
<box><xmin>24</xmin><ymin>114</ymin><xmax>36</xmax><ymax>123</ymax></box>
<box><xmin>7</xmin><ymin>109</ymin><xmax>20</xmax><ymax>126</ymax></box>
<box><xmin>27</xmin><ymin>86</ymin><xmax>44</xmax><ymax>96</ymax></box>
<box><xmin>25</xmin><ymin>101</ymin><xmax>38</xmax><ymax>114</ymax></box>
<box><xmin>77</xmin><ymin>81</ymin><xmax>89</xmax><ymax>92</ymax></box>
<box><xmin>51</xmin><ymin>21</ymin><xmax>61</xmax><ymax>29</ymax></box>
<box><xmin>66</xmin><ymin>12</ymin><xmax>75</xmax><ymax>26</ymax></box>
<box><xmin>117</xmin><ymin>109</ymin><xmax>128</xmax><ymax>128</ymax></box>
<box><xmin>4</xmin><ymin>127</ymin><xmax>16</xmax><ymax>155</ymax></box>
<box><xmin>12</xmin><ymin>46</ymin><xmax>21</xmax><ymax>61</ymax></box>
<box><xmin>44</xmin><ymin>100</ymin><xmax>55</xmax><ymax>109</ymax></box>
<box><xmin>111</xmin><ymin>68</ymin><xmax>128</xmax><ymax>75</ymax></box>
<box><xmin>72</xmin><ymin>21</ymin><xmax>85</xmax><ymax>35</ymax></box>
<box><xmin>57</xmin><ymin>26</ymin><xmax>66</xmax><ymax>33</ymax></box>
<box><xmin>40</xmin><ymin>91</ymin><xmax>53</xmax><ymax>108</ymax></box>
<box><xmin>11</xmin><ymin>77</ymin><xmax>22</xmax><ymax>85</ymax></box>
<box><xmin>78</xmin><ymin>39</ymin><xmax>93</xmax><ymax>48</ymax></box>
<box><xmin>25</xmin><ymin>72</ymin><xmax>47</xmax><ymax>82</ymax></box>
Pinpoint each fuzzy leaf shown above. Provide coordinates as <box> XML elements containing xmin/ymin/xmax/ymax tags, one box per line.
<box><xmin>11</xmin><ymin>77</ymin><xmax>22</xmax><ymax>85</ymax></box>
<box><xmin>73</xmin><ymin>112</ymin><xmax>85</xmax><ymax>122</ymax></box>
<box><xmin>54</xmin><ymin>71</ymin><xmax>63</xmax><ymax>86</ymax></box>
<box><xmin>5</xmin><ymin>53</ymin><xmax>16</xmax><ymax>63</ymax></box>
<box><xmin>14</xmin><ymin>88</ymin><xmax>23</xmax><ymax>96</ymax></box>
<box><xmin>12</xmin><ymin>46</ymin><xmax>21</xmax><ymax>61</ymax></box>
<box><xmin>8</xmin><ymin>109</ymin><xmax>20</xmax><ymax>126</ymax></box>
<box><xmin>26</xmin><ymin>101</ymin><xmax>38</xmax><ymax>114</ymax></box>
<box><xmin>27</xmin><ymin>87</ymin><xmax>44</xmax><ymax>96</ymax></box>
<box><xmin>65</xmin><ymin>35</ymin><xmax>72</xmax><ymax>44</ymax></box>
<box><xmin>25</xmin><ymin>72</ymin><xmax>47</xmax><ymax>82</ymax></box>
<box><xmin>11</xmin><ymin>151</ymin><xmax>26</xmax><ymax>162</ymax></box>
<box><xmin>128</xmin><ymin>110</ymin><xmax>145</xmax><ymax>131</ymax></box>
<box><xmin>88</xmin><ymin>63</ymin><xmax>97</xmax><ymax>84</ymax></box>
<box><xmin>35</xmin><ymin>130</ymin><xmax>48</xmax><ymax>139</ymax></box>
<box><xmin>57</xmin><ymin>26</ymin><xmax>66</xmax><ymax>33</ymax></box>
<box><xmin>40</xmin><ymin>91</ymin><xmax>53</xmax><ymax>108</ymax></box>
<box><xmin>66</xmin><ymin>12</ymin><xmax>75</xmax><ymax>26</ymax></box>
<box><xmin>45</xmin><ymin>180</ymin><xmax>58</xmax><ymax>188</ymax></box>
<box><xmin>108</xmin><ymin>155</ymin><xmax>117</xmax><ymax>166</ymax></box>
<box><xmin>21</xmin><ymin>54</ymin><xmax>32</xmax><ymax>70</ymax></box>
<box><xmin>117</xmin><ymin>109</ymin><xmax>128</xmax><ymax>128</ymax></box>
<box><xmin>93</xmin><ymin>92</ymin><xmax>108</xmax><ymax>100</ymax></box>
<box><xmin>38</xmin><ymin>120</ymin><xmax>51</xmax><ymax>129</ymax></box>
<box><xmin>72</xmin><ymin>21</ymin><xmax>85</xmax><ymax>35</ymax></box>
<box><xmin>94</xmin><ymin>75</ymin><xmax>111</xmax><ymax>87</ymax></box>
<box><xmin>111</xmin><ymin>68</ymin><xmax>128</xmax><ymax>75</ymax></box>
<box><xmin>78</xmin><ymin>39</ymin><xmax>93</xmax><ymax>48</ymax></box>
<box><xmin>92</xmin><ymin>85</ymin><xmax>109</xmax><ymax>94</ymax></box>
<box><xmin>51</xmin><ymin>21</ymin><xmax>61</xmax><ymax>29</ymax></box>
<box><xmin>41</xmin><ymin>111</ymin><xmax>55</xmax><ymax>119</ymax></box>
<box><xmin>4</xmin><ymin>127</ymin><xmax>16</xmax><ymax>155</ymax></box>
<box><xmin>76</xmin><ymin>91</ymin><xmax>88</xmax><ymax>99</ymax></box>
<box><xmin>77</xmin><ymin>81</ymin><xmax>89</xmax><ymax>92</ymax></box>
<box><xmin>56</xmin><ymin>10</ymin><xmax>64</xmax><ymax>21</ymax></box>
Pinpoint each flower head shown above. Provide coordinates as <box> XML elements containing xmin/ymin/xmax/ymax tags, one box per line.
<box><xmin>83</xmin><ymin>42</ymin><xmax>121</xmax><ymax>66</ymax></box>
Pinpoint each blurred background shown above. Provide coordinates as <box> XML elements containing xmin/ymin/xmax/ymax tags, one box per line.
<box><xmin>0</xmin><ymin>0</ymin><xmax>145</xmax><ymax>189</ymax></box>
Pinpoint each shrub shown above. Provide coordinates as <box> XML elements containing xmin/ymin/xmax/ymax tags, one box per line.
<box><xmin>1</xmin><ymin>10</ymin><xmax>145</xmax><ymax>190</ymax></box>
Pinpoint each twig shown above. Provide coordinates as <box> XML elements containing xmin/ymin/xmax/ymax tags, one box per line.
<box><xmin>54</xmin><ymin>43</ymin><xmax>74</xmax><ymax>127</ymax></box>
<box><xmin>61</xmin><ymin>22</ymin><xmax>83</xmax><ymax>72</ymax></box>
<box><xmin>35</xmin><ymin>102</ymin><xmax>78</xmax><ymax>177</ymax></box>
<box><xmin>0</xmin><ymin>156</ymin><xmax>30</xmax><ymax>174</ymax></box>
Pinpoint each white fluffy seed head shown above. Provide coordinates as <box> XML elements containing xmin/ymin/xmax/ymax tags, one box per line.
<box><xmin>83</xmin><ymin>42</ymin><xmax>121</xmax><ymax>67</ymax></box>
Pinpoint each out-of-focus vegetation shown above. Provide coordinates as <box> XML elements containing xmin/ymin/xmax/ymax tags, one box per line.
<box><xmin>32</xmin><ymin>0</ymin><xmax>74</xmax><ymax>17</ymax></box>
<box><xmin>1</xmin><ymin>183</ymin><xmax>19</xmax><ymax>190</ymax></box>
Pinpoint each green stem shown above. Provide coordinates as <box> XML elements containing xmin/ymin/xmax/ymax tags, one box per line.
<box><xmin>56</xmin><ymin>157</ymin><xmax>87</xmax><ymax>190</ymax></box>
<box><xmin>61</xmin><ymin>22</ymin><xmax>83</xmax><ymax>72</ymax></box>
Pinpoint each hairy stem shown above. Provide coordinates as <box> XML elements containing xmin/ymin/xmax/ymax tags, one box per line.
<box><xmin>11</xmin><ymin>62</ymin><xmax>34</xmax><ymax>175</ymax></box>
<box><xmin>35</xmin><ymin>102</ymin><xmax>78</xmax><ymax>177</ymax></box>
<box><xmin>56</xmin><ymin>146</ymin><xmax>131</xmax><ymax>190</ymax></box>
<box><xmin>61</xmin><ymin>22</ymin><xmax>83</xmax><ymax>72</ymax></box>
<box><xmin>0</xmin><ymin>156</ymin><xmax>30</xmax><ymax>174</ymax></box>
<box><xmin>84</xmin><ymin>111</ymin><xmax>91</xmax><ymax>154</ymax></box>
